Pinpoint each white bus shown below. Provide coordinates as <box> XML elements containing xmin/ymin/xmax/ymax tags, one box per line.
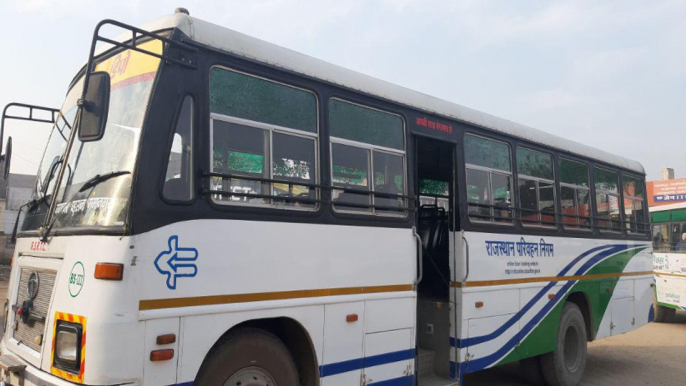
<box><xmin>0</xmin><ymin>9</ymin><xmax>653</xmax><ymax>386</ymax></box>
<box><xmin>651</xmin><ymin>202</ymin><xmax>686</xmax><ymax>321</ymax></box>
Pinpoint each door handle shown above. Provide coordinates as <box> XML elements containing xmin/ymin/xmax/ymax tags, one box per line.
<box><xmin>462</xmin><ymin>234</ymin><xmax>470</xmax><ymax>283</ymax></box>
<box><xmin>413</xmin><ymin>227</ymin><xmax>423</xmax><ymax>288</ymax></box>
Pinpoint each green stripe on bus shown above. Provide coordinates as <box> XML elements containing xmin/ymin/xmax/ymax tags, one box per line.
<box><xmin>657</xmin><ymin>301</ymin><xmax>681</xmax><ymax>311</ymax></box>
<box><xmin>495</xmin><ymin>247</ymin><xmax>647</xmax><ymax>366</ymax></box>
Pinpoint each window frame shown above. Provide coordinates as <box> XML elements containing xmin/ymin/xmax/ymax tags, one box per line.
<box><xmin>559</xmin><ymin>157</ymin><xmax>591</xmax><ymax>231</ymax></box>
<box><xmin>328</xmin><ymin>97</ymin><xmax>408</xmax><ymax>217</ymax></box>
<box><xmin>464</xmin><ymin>133</ymin><xmax>514</xmax><ymax>225</ymax></box>
<box><xmin>593</xmin><ymin>166</ymin><xmax>622</xmax><ymax>232</ymax></box>
<box><xmin>622</xmin><ymin>174</ymin><xmax>647</xmax><ymax>234</ymax></box>
<box><xmin>161</xmin><ymin>94</ymin><xmax>195</xmax><ymax>204</ymax></box>
<box><xmin>516</xmin><ymin>146</ymin><xmax>557</xmax><ymax>228</ymax></box>
<box><xmin>208</xmin><ymin>66</ymin><xmax>320</xmax><ymax>211</ymax></box>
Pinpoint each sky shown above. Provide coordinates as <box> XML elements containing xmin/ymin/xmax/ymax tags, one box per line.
<box><xmin>0</xmin><ymin>0</ymin><xmax>684</xmax><ymax>181</ymax></box>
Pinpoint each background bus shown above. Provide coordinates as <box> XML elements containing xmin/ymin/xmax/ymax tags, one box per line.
<box><xmin>649</xmin><ymin>174</ymin><xmax>686</xmax><ymax>322</ymax></box>
<box><xmin>0</xmin><ymin>10</ymin><xmax>652</xmax><ymax>386</ymax></box>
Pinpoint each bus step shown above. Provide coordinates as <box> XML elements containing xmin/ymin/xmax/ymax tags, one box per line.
<box><xmin>417</xmin><ymin>348</ymin><xmax>436</xmax><ymax>375</ymax></box>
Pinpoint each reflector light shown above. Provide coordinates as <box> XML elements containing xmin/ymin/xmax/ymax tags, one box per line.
<box><xmin>94</xmin><ymin>263</ymin><xmax>124</xmax><ymax>280</ymax></box>
<box><xmin>150</xmin><ymin>349</ymin><xmax>174</xmax><ymax>361</ymax></box>
<box><xmin>156</xmin><ymin>334</ymin><xmax>176</xmax><ymax>345</ymax></box>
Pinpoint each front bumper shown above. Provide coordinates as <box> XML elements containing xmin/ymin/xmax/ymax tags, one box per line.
<box><xmin>0</xmin><ymin>352</ymin><xmax>73</xmax><ymax>386</ymax></box>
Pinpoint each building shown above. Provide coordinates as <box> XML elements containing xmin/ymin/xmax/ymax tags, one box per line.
<box><xmin>647</xmin><ymin>174</ymin><xmax>686</xmax><ymax>208</ymax></box>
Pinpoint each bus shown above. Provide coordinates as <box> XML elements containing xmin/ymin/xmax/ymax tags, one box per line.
<box><xmin>651</xmin><ymin>202</ymin><xmax>686</xmax><ymax>321</ymax></box>
<box><xmin>0</xmin><ymin>9</ymin><xmax>653</xmax><ymax>386</ymax></box>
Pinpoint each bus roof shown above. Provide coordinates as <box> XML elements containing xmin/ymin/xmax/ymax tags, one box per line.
<box><xmin>133</xmin><ymin>13</ymin><xmax>645</xmax><ymax>175</ymax></box>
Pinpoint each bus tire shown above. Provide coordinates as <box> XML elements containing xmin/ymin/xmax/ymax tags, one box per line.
<box><xmin>540</xmin><ymin>302</ymin><xmax>587</xmax><ymax>386</ymax></box>
<box><xmin>195</xmin><ymin>328</ymin><xmax>300</xmax><ymax>386</ymax></box>
<box><xmin>520</xmin><ymin>355</ymin><xmax>546</xmax><ymax>386</ymax></box>
<box><xmin>653</xmin><ymin>303</ymin><xmax>675</xmax><ymax>323</ymax></box>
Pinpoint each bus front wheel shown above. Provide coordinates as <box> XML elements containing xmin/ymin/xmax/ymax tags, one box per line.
<box><xmin>540</xmin><ymin>302</ymin><xmax>587</xmax><ymax>386</ymax></box>
<box><xmin>195</xmin><ymin>328</ymin><xmax>300</xmax><ymax>386</ymax></box>
<box><xmin>653</xmin><ymin>303</ymin><xmax>675</xmax><ymax>323</ymax></box>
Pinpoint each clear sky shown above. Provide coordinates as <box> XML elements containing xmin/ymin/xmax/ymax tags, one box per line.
<box><xmin>0</xmin><ymin>0</ymin><xmax>684</xmax><ymax>181</ymax></box>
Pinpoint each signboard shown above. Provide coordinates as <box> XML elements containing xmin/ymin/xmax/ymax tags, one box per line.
<box><xmin>647</xmin><ymin>178</ymin><xmax>686</xmax><ymax>207</ymax></box>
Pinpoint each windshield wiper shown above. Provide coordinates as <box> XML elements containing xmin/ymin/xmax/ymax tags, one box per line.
<box><xmin>40</xmin><ymin>170</ymin><xmax>131</xmax><ymax>241</ymax></box>
<box><xmin>78</xmin><ymin>170</ymin><xmax>131</xmax><ymax>193</ymax></box>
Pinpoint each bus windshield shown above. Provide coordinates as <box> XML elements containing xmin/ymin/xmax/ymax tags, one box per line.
<box><xmin>34</xmin><ymin>41</ymin><xmax>162</xmax><ymax>231</ymax></box>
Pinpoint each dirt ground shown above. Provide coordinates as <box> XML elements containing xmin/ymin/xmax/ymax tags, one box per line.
<box><xmin>0</xmin><ymin>266</ymin><xmax>683</xmax><ymax>385</ymax></box>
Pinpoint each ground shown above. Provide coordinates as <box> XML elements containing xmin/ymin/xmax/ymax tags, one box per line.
<box><xmin>0</xmin><ymin>267</ymin><xmax>683</xmax><ymax>385</ymax></box>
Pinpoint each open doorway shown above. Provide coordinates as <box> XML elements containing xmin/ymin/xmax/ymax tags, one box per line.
<box><xmin>415</xmin><ymin>136</ymin><xmax>457</xmax><ymax>385</ymax></box>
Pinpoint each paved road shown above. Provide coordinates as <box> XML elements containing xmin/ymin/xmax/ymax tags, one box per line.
<box><xmin>0</xmin><ymin>267</ymin><xmax>683</xmax><ymax>385</ymax></box>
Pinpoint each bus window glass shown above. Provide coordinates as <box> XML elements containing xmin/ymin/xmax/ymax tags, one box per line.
<box><xmin>560</xmin><ymin>158</ymin><xmax>590</xmax><ymax>229</ymax></box>
<box><xmin>163</xmin><ymin>96</ymin><xmax>193</xmax><ymax>201</ymax></box>
<box><xmin>671</xmin><ymin>223</ymin><xmax>686</xmax><ymax>252</ymax></box>
<box><xmin>652</xmin><ymin>224</ymin><xmax>669</xmax><ymax>252</ymax></box>
<box><xmin>539</xmin><ymin>181</ymin><xmax>556</xmax><ymax>225</ymax></box>
<box><xmin>329</xmin><ymin>99</ymin><xmax>404</xmax><ymax>150</ymax></box>
<box><xmin>519</xmin><ymin>179</ymin><xmax>537</xmax><ymax>225</ymax></box>
<box><xmin>491</xmin><ymin>173</ymin><xmax>512</xmax><ymax>222</ymax></box>
<box><xmin>595</xmin><ymin>168</ymin><xmax>619</xmax><ymax>192</ymax></box>
<box><xmin>465</xmin><ymin>135</ymin><xmax>511</xmax><ymax>172</ymax></box>
<box><xmin>332</xmin><ymin>143</ymin><xmax>371</xmax><ymax>212</ymax></box>
<box><xmin>329</xmin><ymin>99</ymin><xmax>406</xmax><ymax>215</ymax></box>
<box><xmin>517</xmin><ymin>147</ymin><xmax>553</xmax><ymax>180</ymax></box>
<box><xmin>209</xmin><ymin>67</ymin><xmax>319</xmax><ymax>209</ymax></box>
<box><xmin>623</xmin><ymin>175</ymin><xmax>646</xmax><ymax>233</ymax></box>
<box><xmin>577</xmin><ymin>189</ymin><xmax>591</xmax><ymax>227</ymax></box>
<box><xmin>594</xmin><ymin>167</ymin><xmax>621</xmax><ymax>230</ymax></box>
<box><xmin>210</xmin><ymin>68</ymin><xmax>317</xmax><ymax>132</ymax></box>
<box><xmin>272</xmin><ymin>133</ymin><xmax>316</xmax><ymax>208</ymax></box>
<box><xmin>373</xmin><ymin>151</ymin><xmax>404</xmax><ymax>213</ymax></box>
<box><xmin>464</xmin><ymin>134</ymin><xmax>512</xmax><ymax>223</ymax></box>
<box><xmin>212</xmin><ymin>121</ymin><xmax>268</xmax><ymax>204</ymax></box>
<box><xmin>466</xmin><ymin>169</ymin><xmax>491</xmax><ymax>220</ymax></box>
<box><xmin>517</xmin><ymin>147</ymin><xmax>555</xmax><ymax>226</ymax></box>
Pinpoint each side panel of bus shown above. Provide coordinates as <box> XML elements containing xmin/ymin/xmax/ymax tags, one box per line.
<box><xmin>453</xmin><ymin>233</ymin><xmax>653</xmax><ymax>375</ymax></box>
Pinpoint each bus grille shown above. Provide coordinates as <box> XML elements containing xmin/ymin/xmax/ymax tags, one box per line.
<box><xmin>12</xmin><ymin>269</ymin><xmax>57</xmax><ymax>352</ymax></box>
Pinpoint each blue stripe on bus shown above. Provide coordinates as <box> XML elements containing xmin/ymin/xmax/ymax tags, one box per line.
<box><xmin>368</xmin><ymin>375</ymin><xmax>414</xmax><ymax>386</ymax></box>
<box><xmin>319</xmin><ymin>348</ymin><xmax>415</xmax><ymax>377</ymax></box>
<box><xmin>453</xmin><ymin>244</ymin><xmax>630</xmax><ymax>349</ymax></box>
<box><xmin>462</xmin><ymin>279</ymin><xmax>577</xmax><ymax>374</ymax></box>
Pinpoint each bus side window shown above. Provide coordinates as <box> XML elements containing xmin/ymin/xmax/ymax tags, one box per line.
<box><xmin>464</xmin><ymin>134</ymin><xmax>513</xmax><ymax>223</ymax></box>
<box><xmin>594</xmin><ymin>167</ymin><xmax>621</xmax><ymax>231</ymax></box>
<box><xmin>163</xmin><ymin>96</ymin><xmax>194</xmax><ymax>201</ymax></box>
<box><xmin>652</xmin><ymin>224</ymin><xmax>669</xmax><ymax>252</ymax></box>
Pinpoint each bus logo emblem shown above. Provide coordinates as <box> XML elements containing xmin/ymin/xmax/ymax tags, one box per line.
<box><xmin>154</xmin><ymin>235</ymin><xmax>199</xmax><ymax>290</ymax></box>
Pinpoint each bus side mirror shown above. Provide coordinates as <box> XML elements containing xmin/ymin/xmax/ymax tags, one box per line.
<box><xmin>78</xmin><ymin>71</ymin><xmax>110</xmax><ymax>142</ymax></box>
<box><xmin>3</xmin><ymin>136</ymin><xmax>11</xmax><ymax>180</ymax></box>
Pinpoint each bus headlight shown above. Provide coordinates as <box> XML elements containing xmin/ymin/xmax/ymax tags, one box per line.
<box><xmin>53</xmin><ymin>321</ymin><xmax>83</xmax><ymax>373</ymax></box>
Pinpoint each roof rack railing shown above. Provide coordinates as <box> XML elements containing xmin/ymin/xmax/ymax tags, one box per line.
<box><xmin>81</xmin><ymin>19</ymin><xmax>199</xmax><ymax>104</ymax></box>
<box><xmin>0</xmin><ymin>103</ymin><xmax>61</xmax><ymax>178</ymax></box>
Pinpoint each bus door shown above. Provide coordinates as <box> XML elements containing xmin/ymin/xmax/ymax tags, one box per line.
<box><xmin>414</xmin><ymin>136</ymin><xmax>461</xmax><ymax>385</ymax></box>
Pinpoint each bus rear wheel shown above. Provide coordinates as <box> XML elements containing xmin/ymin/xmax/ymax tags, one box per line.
<box><xmin>195</xmin><ymin>328</ymin><xmax>300</xmax><ymax>386</ymax></box>
<box><xmin>540</xmin><ymin>302</ymin><xmax>587</xmax><ymax>386</ymax></box>
<box><xmin>653</xmin><ymin>303</ymin><xmax>675</xmax><ymax>323</ymax></box>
